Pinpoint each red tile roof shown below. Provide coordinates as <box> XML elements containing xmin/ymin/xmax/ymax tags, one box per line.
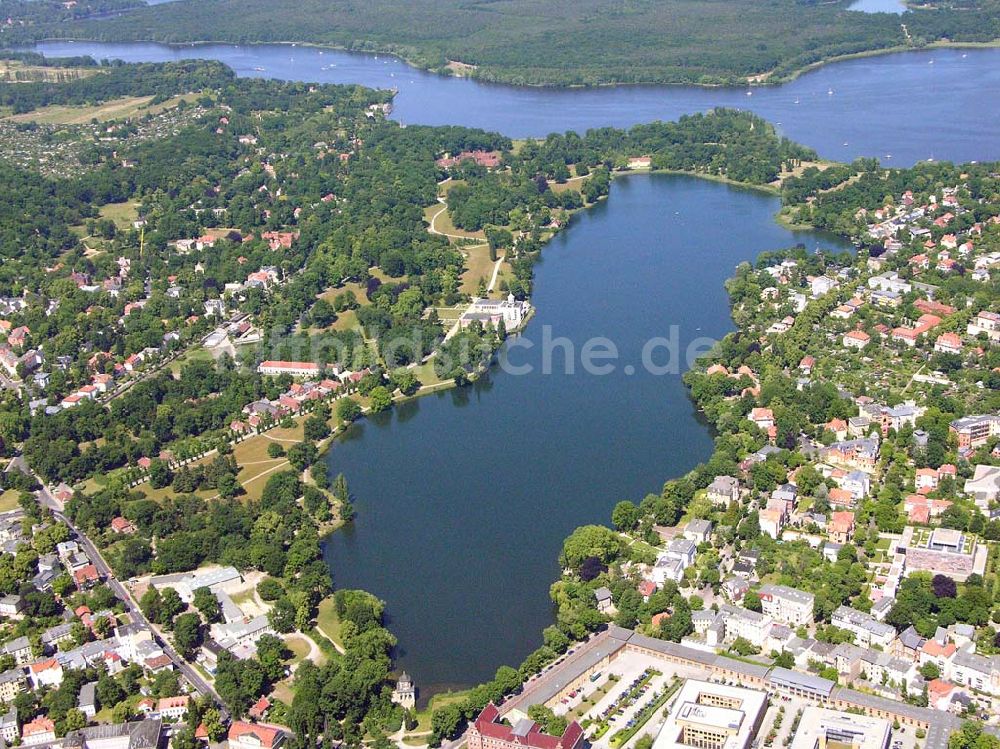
<box><xmin>229</xmin><ymin>722</ymin><xmax>282</xmax><ymax>749</ymax></box>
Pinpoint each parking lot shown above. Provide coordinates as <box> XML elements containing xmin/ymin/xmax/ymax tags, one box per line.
<box><xmin>548</xmin><ymin>650</ymin><xmax>709</xmax><ymax>749</ymax></box>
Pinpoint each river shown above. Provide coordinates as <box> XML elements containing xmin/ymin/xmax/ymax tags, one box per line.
<box><xmin>28</xmin><ymin>39</ymin><xmax>1000</xmax><ymax>694</ymax></box>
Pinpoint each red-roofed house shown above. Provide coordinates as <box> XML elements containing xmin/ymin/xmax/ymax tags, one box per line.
<box><xmin>21</xmin><ymin>716</ymin><xmax>55</xmax><ymax>746</ymax></box>
<box><xmin>825</xmin><ymin>418</ymin><xmax>849</xmax><ymax>441</ymax></box>
<box><xmin>927</xmin><ymin>679</ymin><xmax>957</xmax><ymax>711</ymax></box>
<box><xmin>799</xmin><ymin>355</ymin><xmax>816</xmax><ymax>374</ymax></box>
<box><xmin>29</xmin><ymin>659</ymin><xmax>63</xmax><ymax>688</ymax></box>
<box><xmin>915</xmin><ymin>467</ymin><xmax>939</xmax><ymax>493</ymax></box>
<box><xmin>73</xmin><ymin>564</ymin><xmax>100</xmax><ymax>589</ymax></box>
<box><xmin>111</xmin><ymin>517</ymin><xmax>136</xmax><ymax>535</ymax></box>
<box><xmin>145</xmin><ymin>654</ymin><xmax>173</xmax><ymax>673</ymax></box>
<box><xmin>228</xmin><ymin>722</ymin><xmax>285</xmax><ymax>749</ymax></box>
<box><xmin>915</xmin><ymin>299</ymin><xmax>956</xmax><ymax>317</ymax></box>
<box><xmin>827</xmin><ymin>511</ymin><xmax>855</xmax><ymax>544</ymax></box>
<box><xmin>920</xmin><ymin>640</ymin><xmax>956</xmax><ymax>673</ymax></box>
<box><xmin>157</xmin><ymin>695</ymin><xmax>190</xmax><ymax>719</ymax></box>
<box><xmin>934</xmin><ymin>332</ymin><xmax>963</xmax><ymax>355</ymax></box>
<box><xmin>828</xmin><ymin>488</ymin><xmax>855</xmax><ymax>508</ymax></box>
<box><xmin>843</xmin><ymin>330</ymin><xmax>870</xmax><ymax>349</ymax></box>
<box><xmin>468</xmin><ymin>705</ymin><xmax>584</xmax><ymax>749</ymax></box>
<box><xmin>248</xmin><ymin>697</ymin><xmax>271</xmax><ymax>720</ymax></box>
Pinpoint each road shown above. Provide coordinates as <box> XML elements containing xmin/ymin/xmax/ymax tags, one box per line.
<box><xmin>34</xmin><ymin>473</ymin><xmax>227</xmax><ymax>716</ymax></box>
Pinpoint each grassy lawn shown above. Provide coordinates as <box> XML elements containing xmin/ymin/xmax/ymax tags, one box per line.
<box><xmin>168</xmin><ymin>346</ymin><xmax>215</xmax><ymax>375</ymax></box>
<box><xmin>99</xmin><ymin>202</ymin><xmax>139</xmax><ymax>229</ymax></box>
<box><xmin>315</xmin><ymin>597</ymin><xmax>344</xmax><ymax>649</ymax></box>
<box><xmin>423</xmin><ymin>202</ymin><xmax>486</xmax><ymax>241</ymax></box>
<box><xmin>5</xmin><ymin>93</ymin><xmax>200</xmax><ymax>125</ymax></box>
<box><xmin>0</xmin><ymin>490</ymin><xmax>20</xmax><ymax>513</ymax></box>
<box><xmin>409</xmin><ymin>360</ymin><xmax>447</xmax><ymax>389</ymax></box>
<box><xmin>284</xmin><ymin>634</ymin><xmax>316</xmax><ymax>666</ymax></box>
<box><xmin>318</xmin><ymin>279</ymin><xmax>371</xmax><ymax>306</ymax></box>
<box><xmin>232</xmin><ymin>588</ymin><xmax>258</xmax><ymax>607</ymax></box>
<box><xmin>0</xmin><ymin>59</ymin><xmax>101</xmax><ymax>83</ymax></box>
<box><xmin>412</xmin><ymin>690</ymin><xmax>471</xmax><ymax>733</ymax></box>
<box><xmin>271</xmin><ymin>679</ymin><xmax>295</xmax><ymax>705</ymax></box>
<box><xmin>459</xmin><ymin>244</ymin><xmax>500</xmax><ymax>295</ymax></box>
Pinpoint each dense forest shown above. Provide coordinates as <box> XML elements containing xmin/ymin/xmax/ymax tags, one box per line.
<box><xmin>4</xmin><ymin>0</ymin><xmax>1000</xmax><ymax>85</ymax></box>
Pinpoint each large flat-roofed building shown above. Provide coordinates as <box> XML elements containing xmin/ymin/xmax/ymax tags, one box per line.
<box><xmin>789</xmin><ymin>707</ymin><xmax>890</xmax><ymax>749</ymax></box>
<box><xmin>766</xmin><ymin>668</ymin><xmax>835</xmax><ymax>702</ymax></box>
<box><xmin>652</xmin><ymin>680</ymin><xmax>768</xmax><ymax>749</ymax></box>
<box><xmin>899</xmin><ymin>527</ymin><xmax>986</xmax><ymax>582</ymax></box>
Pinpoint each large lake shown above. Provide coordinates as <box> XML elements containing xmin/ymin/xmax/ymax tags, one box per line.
<box><xmin>32</xmin><ymin>41</ymin><xmax>1000</xmax><ymax>165</ymax></box>
<box><xmin>29</xmin><ymin>40</ymin><xmax>1000</xmax><ymax>692</ymax></box>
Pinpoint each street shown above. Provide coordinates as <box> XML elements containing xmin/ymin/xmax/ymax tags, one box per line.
<box><xmin>30</xmin><ymin>461</ymin><xmax>227</xmax><ymax>717</ymax></box>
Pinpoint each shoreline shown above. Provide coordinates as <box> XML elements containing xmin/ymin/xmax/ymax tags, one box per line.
<box><xmin>23</xmin><ymin>35</ymin><xmax>1000</xmax><ymax>91</ymax></box>
<box><xmin>312</xmin><ymin>162</ymin><xmax>831</xmax><ymax>486</ymax></box>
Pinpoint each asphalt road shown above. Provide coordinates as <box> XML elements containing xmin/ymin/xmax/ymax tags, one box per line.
<box><xmin>31</xmin><ymin>465</ymin><xmax>227</xmax><ymax>717</ymax></box>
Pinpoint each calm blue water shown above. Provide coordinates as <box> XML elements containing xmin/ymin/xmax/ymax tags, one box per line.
<box><xmin>848</xmin><ymin>0</ymin><xmax>907</xmax><ymax>14</ymax></box>
<box><xmin>26</xmin><ymin>39</ymin><xmax>999</xmax><ymax>690</ymax></box>
<box><xmin>322</xmin><ymin>176</ymin><xmax>851</xmax><ymax>690</ymax></box>
<box><xmin>32</xmin><ymin>41</ymin><xmax>1000</xmax><ymax>165</ymax></box>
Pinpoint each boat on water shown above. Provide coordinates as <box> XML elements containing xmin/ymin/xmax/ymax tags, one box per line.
<box><xmin>827</xmin><ymin>88</ymin><xmax>834</xmax><ymax>95</ymax></box>
<box><xmin>253</xmin><ymin>66</ymin><xmax>266</xmax><ymax>72</ymax></box>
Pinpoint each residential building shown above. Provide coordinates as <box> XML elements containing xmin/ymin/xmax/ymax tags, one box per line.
<box><xmin>78</xmin><ymin>681</ymin><xmax>97</xmax><ymax>718</ymax></box>
<box><xmin>707</xmin><ymin>476</ymin><xmax>740</xmax><ymax>507</ymax></box>
<box><xmin>758</xmin><ymin>584</ymin><xmax>814</xmax><ymax>626</ymax></box>
<box><xmin>0</xmin><ymin>594</ymin><xmax>25</xmax><ymax>619</ymax></box>
<box><xmin>827</xmin><ymin>512</ymin><xmax>855</xmax><ymax>544</ymax></box>
<box><xmin>28</xmin><ymin>658</ymin><xmax>63</xmax><ymax>688</ymax></box>
<box><xmin>759</xmin><ymin>509</ymin><xmax>784</xmax><ymax>540</ymax></box>
<box><xmin>2</xmin><ymin>636</ymin><xmax>31</xmax><ymax>665</ymax></box>
<box><xmin>830</xmin><ymin>607</ymin><xmax>896</xmax><ymax>649</ymax></box>
<box><xmin>843</xmin><ymin>330</ymin><xmax>870</xmax><ymax>350</ymax></box>
<box><xmin>594</xmin><ymin>587</ymin><xmax>614</xmax><ymax>615</ymax></box>
<box><xmin>157</xmin><ymin>695</ymin><xmax>189</xmax><ymax>720</ymax></box>
<box><xmin>949</xmin><ymin>414</ymin><xmax>1000</xmax><ymax>452</ymax></box>
<box><xmin>684</xmin><ymin>519</ymin><xmax>712</xmax><ymax>545</ymax></box>
<box><xmin>21</xmin><ymin>716</ymin><xmax>56</xmax><ymax>746</ymax></box>
<box><xmin>0</xmin><ymin>706</ymin><xmax>17</xmax><ymax>743</ymax></box>
<box><xmin>228</xmin><ymin>723</ymin><xmax>286</xmax><ymax>749</ymax></box>
<box><xmin>0</xmin><ymin>668</ymin><xmax>25</xmax><ymax>702</ymax></box>
<box><xmin>967</xmin><ymin>310</ymin><xmax>1000</xmax><ymax>342</ymax></box>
